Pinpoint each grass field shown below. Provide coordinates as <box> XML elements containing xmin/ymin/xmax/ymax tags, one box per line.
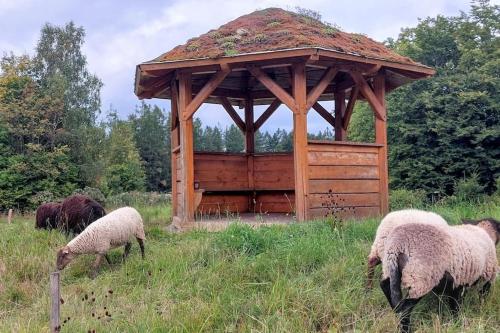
<box><xmin>0</xmin><ymin>201</ymin><xmax>499</xmax><ymax>332</ymax></box>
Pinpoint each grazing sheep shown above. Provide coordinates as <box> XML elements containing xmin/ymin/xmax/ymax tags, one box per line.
<box><xmin>380</xmin><ymin>218</ymin><xmax>499</xmax><ymax>333</ymax></box>
<box><xmin>366</xmin><ymin>209</ymin><xmax>448</xmax><ymax>289</ymax></box>
<box><xmin>35</xmin><ymin>202</ymin><xmax>61</xmax><ymax>229</ymax></box>
<box><xmin>56</xmin><ymin>207</ymin><xmax>145</xmax><ymax>278</ymax></box>
<box><xmin>57</xmin><ymin>194</ymin><xmax>106</xmax><ymax>234</ymax></box>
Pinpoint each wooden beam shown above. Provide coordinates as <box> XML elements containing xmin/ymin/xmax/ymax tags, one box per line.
<box><xmin>334</xmin><ymin>91</ymin><xmax>346</xmax><ymax>141</ymax></box>
<box><xmin>247</xmin><ymin>66</ymin><xmax>297</xmax><ymax>112</ymax></box>
<box><xmin>244</xmin><ymin>97</ymin><xmax>255</xmax><ymax>153</ymax></box>
<box><xmin>349</xmin><ymin>71</ymin><xmax>385</xmax><ymax>121</ymax></box>
<box><xmin>179</xmin><ymin>73</ymin><xmax>195</xmax><ymax>222</ymax></box>
<box><xmin>219</xmin><ymin>97</ymin><xmax>246</xmax><ymax>132</ymax></box>
<box><xmin>254</xmin><ymin>99</ymin><xmax>281</xmax><ymax>130</ymax></box>
<box><xmin>292</xmin><ymin>62</ymin><xmax>309</xmax><ymax>221</ymax></box>
<box><xmin>305</xmin><ymin>67</ymin><xmax>338</xmax><ymax>111</ymax></box>
<box><xmin>373</xmin><ymin>72</ymin><xmax>389</xmax><ymax>216</ymax></box>
<box><xmin>137</xmin><ymin>48</ymin><xmax>435</xmax><ymax>77</ymax></box>
<box><xmin>170</xmin><ymin>79</ymin><xmax>179</xmax><ymax>131</ymax></box>
<box><xmin>184</xmin><ymin>64</ymin><xmax>231</xmax><ymax>120</ymax></box>
<box><xmin>342</xmin><ymin>87</ymin><xmax>359</xmax><ymax>130</ymax></box>
<box><xmin>311</xmin><ymin>103</ymin><xmax>335</xmax><ymax>127</ymax></box>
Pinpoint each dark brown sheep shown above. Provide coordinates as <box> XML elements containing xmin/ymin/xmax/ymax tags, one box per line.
<box><xmin>35</xmin><ymin>202</ymin><xmax>62</xmax><ymax>229</ymax></box>
<box><xmin>57</xmin><ymin>195</ymin><xmax>106</xmax><ymax>234</ymax></box>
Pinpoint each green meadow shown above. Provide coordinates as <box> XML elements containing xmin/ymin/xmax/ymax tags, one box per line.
<box><xmin>1</xmin><ymin>201</ymin><xmax>499</xmax><ymax>332</ymax></box>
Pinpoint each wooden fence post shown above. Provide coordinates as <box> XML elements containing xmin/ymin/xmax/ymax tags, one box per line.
<box><xmin>7</xmin><ymin>209</ymin><xmax>12</xmax><ymax>224</ymax></box>
<box><xmin>50</xmin><ymin>271</ymin><xmax>60</xmax><ymax>332</ymax></box>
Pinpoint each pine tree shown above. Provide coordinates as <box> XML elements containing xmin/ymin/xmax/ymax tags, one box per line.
<box><xmin>224</xmin><ymin>124</ymin><xmax>244</xmax><ymax>152</ymax></box>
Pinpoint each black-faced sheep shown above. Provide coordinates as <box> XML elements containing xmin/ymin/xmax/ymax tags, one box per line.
<box><xmin>380</xmin><ymin>218</ymin><xmax>499</xmax><ymax>333</ymax></box>
<box><xmin>366</xmin><ymin>209</ymin><xmax>448</xmax><ymax>289</ymax></box>
<box><xmin>57</xmin><ymin>194</ymin><xmax>106</xmax><ymax>234</ymax></box>
<box><xmin>35</xmin><ymin>202</ymin><xmax>61</xmax><ymax>229</ymax></box>
<box><xmin>56</xmin><ymin>207</ymin><xmax>145</xmax><ymax>278</ymax></box>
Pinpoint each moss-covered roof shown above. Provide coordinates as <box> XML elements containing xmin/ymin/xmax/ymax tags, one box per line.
<box><xmin>151</xmin><ymin>8</ymin><xmax>420</xmax><ymax>67</ymax></box>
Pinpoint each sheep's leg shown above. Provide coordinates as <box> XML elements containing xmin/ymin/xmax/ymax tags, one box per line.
<box><xmin>395</xmin><ymin>298</ymin><xmax>420</xmax><ymax>333</ymax></box>
<box><xmin>104</xmin><ymin>254</ymin><xmax>112</xmax><ymax>265</ymax></box>
<box><xmin>446</xmin><ymin>285</ymin><xmax>464</xmax><ymax>314</ymax></box>
<box><xmin>136</xmin><ymin>237</ymin><xmax>145</xmax><ymax>259</ymax></box>
<box><xmin>90</xmin><ymin>254</ymin><xmax>105</xmax><ymax>279</ymax></box>
<box><xmin>366</xmin><ymin>257</ymin><xmax>380</xmax><ymax>290</ymax></box>
<box><xmin>479</xmin><ymin>281</ymin><xmax>491</xmax><ymax>299</ymax></box>
<box><xmin>380</xmin><ymin>278</ymin><xmax>394</xmax><ymax>309</ymax></box>
<box><xmin>123</xmin><ymin>242</ymin><xmax>132</xmax><ymax>262</ymax></box>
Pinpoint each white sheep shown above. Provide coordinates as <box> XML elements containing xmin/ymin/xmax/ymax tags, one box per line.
<box><xmin>366</xmin><ymin>209</ymin><xmax>448</xmax><ymax>289</ymax></box>
<box><xmin>56</xmin><ymin>207</ymin><xmax>145</xmax><ymax>278</ymax></box>
<box><xmin>380</xmin><ymin>218</ymin><xmax>499</xmax><ymax>333</ymax></box>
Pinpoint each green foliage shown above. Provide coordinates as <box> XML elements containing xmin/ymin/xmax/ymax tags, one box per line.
<box><xmin>0</xmin><ymin>144</ymin><xmax>77</xmax><ymax>210</ymax></box>
<box><xmin>105</xmin><ymin>191</ymin><xmax>171</xmax><ymax>208</ymax></box>
<box><xmin>352</xmin><ymin>1</ymin><xmax>499</xmax><ymax>195</ymax></box>
<box><xmin>389</xmin><ymin>189</ymin><xmax>427</xmax><ymax>210</ymax></box>
<box><xmin>453</xmin><ymin>173</ymin><xmax>485</xmax><ymax>203</ymax></box>
<box><xmin>347</xmin><ymin>101</ymin><xmax>374</xmax><ymax>142</ymax></box>
<box><xmin>101</xmin><ymin>115</ymin><xmax>145</xmax><ymax>195</ymax></box>
<box><xmin>73</xmin><ymin>186</ymin><xmax>106</xmax><ymax>204</ymax></box>
<box><xmin>32</xmin><ymin>22</ymin><xmax>103</xmax><ymax>186</ymax></box>
<box><xmin>130</xmin><ymin>103</ymin><xmax>170</xmax><ymax>191</ymax></box>
<box><xmin>223</xmin><ymin>124</ymin><xmax>244</xmax><ymax>152</ymax></box>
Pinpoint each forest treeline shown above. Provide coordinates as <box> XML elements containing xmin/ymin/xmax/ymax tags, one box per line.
<box><xmin>0</xmin><ymin>0</ymin><xmax>498</xmax><ymax>210</ymax></box>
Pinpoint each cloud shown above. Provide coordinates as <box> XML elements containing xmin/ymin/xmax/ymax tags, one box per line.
<box><xmin>0</xmin><ymin>0</ymin><xmax>481</xmax><ymax>131</ymax></box>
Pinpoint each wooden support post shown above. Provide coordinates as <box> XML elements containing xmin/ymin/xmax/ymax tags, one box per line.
<box><xmin>245</xmin><ymin>97</ymin><xmax>255</xmax><ymax>210</ymax></box>
<box><xmin>334</xmin><ymin>91</ymin><xmax>346</xmax><ymax>141</ymax></box>
<box><xmin>373</xmin><ymin>72</ymin><xmax>389</xmax><ymax>216</ymax></box>
<box><xmin>7</xmin><ymin>209</ymin><xmax>12</xmax><ymax>224</ymax></box>
<box><xmin>170</xmin><ymin>80</ymin><xmax>179</xmax><ymax>217</ymax></box>
<box><xmin>244</xmin><ymin>97</ymin><xmax>255</xmax><ymax>153</ymax></box>
<box><xmin>50</xmin><ymin>271</ymin><xmax>60</xmax><ymax>333</ymax></box>
<box><xmin>179</xmin><ymin>73</ymin><xmax>195</xmax><ymax>222</ymax></box>
<box><xmin>292</xmin><ymin>62</ymin><xmax>309</xmax><ymax>221</ymax></box>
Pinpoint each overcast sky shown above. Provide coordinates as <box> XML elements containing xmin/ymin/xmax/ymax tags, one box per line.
<box><xmin>1</xmin><ymin>0</ymin><xmax>495</xmax><ymax>132</ymax></box>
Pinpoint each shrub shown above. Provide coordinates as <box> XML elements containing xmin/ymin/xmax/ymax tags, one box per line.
<box><xmin>186</xmin><ymin>42</ymin><xmax>200</xmax><ymax>52</ymax></box>
<box><xmin>29</xmin><ymin>190</ymin><xmax>55</xmax><ymax>207</ymax></box>
<box><xmin>105</xmin><ymin>191</ymin><xmax>171</xmax><ymax>208</ymax></box>
<box><xmin>453</xmin><ymin>173</ymin><xmax>485</xmax><ymax>203</ymax></box>
<box><xmin>389</xmin><ymin>188</ymin><xmax>427</xmax><ymax>210</ymax></box>
<box><xmin>253</xmin><ymin>33</ymin><xmax>268</xmax><ymax>43</ymax></box>
<box><xmin>323</xmin><ymin>27</ymin><xmax>339</xmax><ymax>37</ymax></box>
<box><xmin>219</xmin><ymin>41</ymin><xmax>236</xmax><ymax>50</ymax></box>
<box><xmin>73</xmin><ymin>186</ymin><xmax>106</xmax><ymax>205</ymax></box>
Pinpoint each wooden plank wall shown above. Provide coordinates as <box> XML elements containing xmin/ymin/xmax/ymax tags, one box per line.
<box><xmin>193</xmin><ymin>152</ymin><xmax>294</xmax><ymax>215</ymax></box>
<box><xmin>253</xmin><ymin>153</ymin><xmax>294</xmax><ymax>190</ymax></box>
<box><xmin>307</xmin><ymin>141</ymin><xmax>382</xmax><ymax>219</ymax></box>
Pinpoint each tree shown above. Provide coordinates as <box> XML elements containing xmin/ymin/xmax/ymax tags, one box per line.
<box><xmin>349</xmin><ymin>0</ymin><xmax>500</xmax><ymax>194</ymax></box>
<box><xmin>130</xmin><ymin>102</ymin><xmax>170</xmax><ymax>191</ymax></box>
<box><xmin>32</xmin><ymin>22</ymin><xmax>104</xmax><ymax>186</ymax></box>
<box><xmin>101</xmin><ymin>114</ymin><xmax>146</xmax><ymax>194</ymax></box>
<box><xmin>224</xmin><ymin>124</ymin><xmax>244</xmax><ymax>152</ymax></box>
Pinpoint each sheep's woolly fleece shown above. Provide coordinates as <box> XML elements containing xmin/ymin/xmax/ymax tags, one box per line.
<box><xmin>67</xmin><ymin>207</ymin><xmax>145</xmax><ymax>254</ymax></box>
<box><xmin>368</xmin><ymin>209</ymin><xmax>448</xmax><ymax>264</ymax></box>
<box><xmin>382</xmin><ymin>222</ymin><xmax>497</xmax><ymax>299</ymax></box>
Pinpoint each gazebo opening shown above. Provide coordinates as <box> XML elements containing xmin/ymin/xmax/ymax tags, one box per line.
<box><xmin>134</xmin><ymin>8</ymin><xmax>434</xmax><ymax>230</ymax></box>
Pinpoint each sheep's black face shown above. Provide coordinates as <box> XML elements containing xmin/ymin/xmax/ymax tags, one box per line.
<box><xmin>56</xmin><ymin>247</ymin><xmax>74</xmax><ymax>270</ymax></box>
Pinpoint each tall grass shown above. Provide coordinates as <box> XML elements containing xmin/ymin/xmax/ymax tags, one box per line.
<box><xmin>0</xmin><ymin>201</ymin><xmax>498</xmax><ymax>332</ymax></box>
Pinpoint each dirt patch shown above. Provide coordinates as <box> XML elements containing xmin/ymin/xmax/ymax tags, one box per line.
<box><xmin>153</xmin><ymin>8</ymin><xmax>420</xmax><ymax>66</ymax></box>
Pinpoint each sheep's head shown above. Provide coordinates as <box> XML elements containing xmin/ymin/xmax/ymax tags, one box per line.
<box><xmin>463</xmin><ymin>218</ymin><xmax>500</xmax><ymax>245</ymax></box>
<box><xmin>56</xmin><ymin>246</ymin><xmax>75</xmax><ymax>270</ymax></box>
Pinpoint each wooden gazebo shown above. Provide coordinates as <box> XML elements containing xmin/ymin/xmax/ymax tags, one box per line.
<box><xmin>135</xmin><ymin>8</ymin><xmax>434</xmax><ymax>230</ymax></box>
